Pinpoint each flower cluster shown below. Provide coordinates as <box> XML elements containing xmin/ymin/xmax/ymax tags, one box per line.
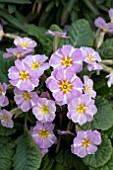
<box><xmin>0</xmin><ymin>83</ymin><xmax>14</xmax><ymax>128</ymax></box>
<box><xmin>2</xmin><ymin>33</ymin><xmax>103</xmax><ymax>158</ymax></box>
<box><xmin>46</xmin><ymin>44</ymin><xmax>102</xmax><ymax>157</ymax></box>
<box><xmin>3</xmin><ymin>37</ymin><xmax>37</xmax><ymax>59</ymax></box>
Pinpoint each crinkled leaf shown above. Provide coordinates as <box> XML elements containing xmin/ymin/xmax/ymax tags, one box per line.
<box><xmin>0</xmin><ymin>123</ymin><xmax>16</xmax><ymax>136</ymax></box>
<box><xmin>66</xmin><ymin>19</ymin><xmax>93</xmax><ymax>47</ymax></box>
<box><xmin>55</xmin><ymin>149</ymin><xmax>88</xmax><ymax>170</ymax></box>
<box><xmin>83</xmin><ymin>137</ymin><xmax>112</xmax><ymax>168</ymax></box>
<box><xmin>13</xmin><ymin>130</ymin><xmax>42</xmax><ymax>170</ymax></box>
<box><xmin>89</xmin><ymin>149</ymin><xmax>113</xmax><ymax>170</ymax></box>
<box><xmin>0</xmin><ymin>51</ymin><xmax>14</xmax><ymax>84</ymax></box>
<box><xmin>82</xmin><ymin>96</ymin><xmax>113</xmax><ymax>131</ymax></box>
<box><xmin>98</xmin><ymin>39</ymin><xmax>113</xmax><ymax>59</ymax></box>
<box><xmin>0</xmin><ymin>138</ymin><xmax>15</xmax><ymax>170</ymax></box>
<box><xmin>39</xmin><ymin>154</ymin><xmax>54</xmax><ymax>170</ymax></box>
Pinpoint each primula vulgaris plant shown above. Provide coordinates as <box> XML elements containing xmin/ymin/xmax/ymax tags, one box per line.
<box><xmin>1</xmin><ymin>8</ymin><xmax>113</xmax><ymax>170</ymax></box>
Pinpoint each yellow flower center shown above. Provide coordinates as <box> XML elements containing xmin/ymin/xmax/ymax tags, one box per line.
<box><xmin>21</xmin><ymin>42</ymin><xmax>28</xmax><ymax>48</ymax></box>
<box><xmin>3</xmin><ymin>115</ymin><xmax>9</xmax><ymax>122</ymax></box>
<box><xmin>15</xmin><ymin>53</ymin><xmax>22</xmax><ymax>59</ymax></box>
<box><xmin>0</xmin><ymin>88</ymin><xmax>2</xmax><ymax>96</ymax></box>
<box><xmin>87</xmin><ymin>55</ymin><xmax>95</xmax><ymax>62</ymax></box>
<box><xmin>38</xmin><ymin>128</ymin><xmax>49</xmax><ymax>139</ymax></box>
<box><xmin>85</xmin><ymin>85</ymin><xmax>89</xmax><ymax>92</ymax></box>
<box><xmin>23</xmin><ymin>91</ymin><xmax>31</xmax><ymax>101</ymax></box>
<box><xmin>41</xmin><ymin>105</ymin><xmax>49</xmax><ymax>114</ymax></box>
<box><xmin>61</xmin><ymin>56</ymin><xmax>72</xmax><ymax>67</ymax></box>
<box><xmin>59</xmin><ymin>80</ymin><xmax>72</xmax><ymax>94</ymax></box>
<box><xmin>19</xmin><ymin>71</ymin><xmax>29</xmax><ymax>80</ymax></box>
<box><xmin>82</xmin><ymin>138</ymin><xmax>91</xmax><ymax>147</ymax></box>
<box><xmin>77</xmin><ymin>104</ymin><xmax>86</xmax><ymax>114</ymax></box>
<box><xmin>31</xmin><ymin>62</ymin><xmax>40</xmax><ymax>70</ymax></box>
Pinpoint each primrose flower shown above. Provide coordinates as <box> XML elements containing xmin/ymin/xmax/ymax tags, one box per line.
<box><xmin>8</xmin><ymin>60</ymin><xmax>39</xmax><ymax>92</ymax></box>
<box><xmin>83</xmin><ymin>75</ymin><xmax>96</xmax><ymax>98</ymax></box>
<box><xmin>3</xmin><ymin>47</ymin><xmax>33</xmax><ymax>59</ymax></box>
<box><xmin>23</xmin><ymin>54</ymin><xmax>49</xmax><ymax>77</ymax></box>
<box><xmin>80</xmin><ymin>47</ymin><xmax>103</xmax><ymax>71</ymax></box>
<box><xmin>14</xmin><ymin>88</ymin><xmax>38</xmax><ymax>112</ymax></box>
<box><xmin>109</xmin><ymin>8</ymin><xmax>113</xmax><ymax>23</ymax></box>
<box><xmin>0</xmin><ymin>109</ymin><xmax>14</xmax><ymax>128</ymax></box>
<box><xmin>41</xmin><ymin>148</ymin><xmax>49</xmax><ymax>157</ymax></box>
<box><xmin>49</xmin><ymin>45</ymin><xmax>84</xmax><ymax>73</ymax></box>
<box><xmin>40</xmin><ymin>91</ymin><xmax>51</xmax><ymax>100</ymax></box>
<box><xmin>46</xmin><ymin>68</ymin><xmax>83</xmax><ymax>105</ymax></box>
<box><xmin>94</xmin><ymin>17</ymin><xmax>113</xmax><ymax>34</ymax></box>
<box><xmin>30</xmin><ymin>121</ymin><xmax>57</xmax><ymax>149</ymax></box>
<box><xmin>32</xmin><ymin>97</ymin><xmax>56</xmax><ymax>123</ymax></box>
<box><xmin>14</xmin><ymin>37</ymin><xmax>37</xmax><ymax>50</ymax></box>
<box><xmin>0</xmin><ymin>83</ymin><xmax>9</xmax><ymax>107</ymax></box>
<box><xmin>67</xmin><ymin>94</ymin><xmax>97</xmax><ymax>125</ymax></box>
<box><xmin>71</xmin><ymin>130</ymin><xmax>101</xmax><ymax>158</ymax></box>
<box><xmin>106</xmin><ymin>72</ymin><xmax>113</xmax><ymax>87</ymax></box>
<box><xmin>46</xmin><ymin>30</ymin><xmax>68</xmax><ymax>38</ymax></box>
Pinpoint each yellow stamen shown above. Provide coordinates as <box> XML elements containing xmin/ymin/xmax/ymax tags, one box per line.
<box><xmin>3</xmin><ymin>115</ymin><xmax>9</xmax><ymax>122</ymax></box>
<box><xmin>82</xmin><ymin>138</ymin><xmax>91</xmax><ymax>147</ymax></box>
<box><xmin>85</xmin><ymin>85</ymin><xmax>89</xmax><ymax>92</ymax></box>
<box><xmin>23</xmin><ymin>91</ymin><xmax>31</xmax><ymax>101</ymax></box>
<box><xmin>21</xmin><ymin>42</ymin><xmax>28</xmax><ymax>48</ymax></box>
<box><xmin>15</xmin><ymin>53</ymin><xmax>22</xmax><ymax>59</ymax></box>
<box><xmin>38</xmin><ymin>128</ymin><xmax>49</xmax><ymax>139</ymax></box>
<box><xmin>59</xmin><ymin>80</ymin><xmax>72</xmax><ymax>94</ymax></box>
<box><xmin>31</xmin><ymin>62</ymin><xmax>40</xmax><ymax>70</ymax></box>
<box><xmin>77</xmin><ymin>104</ymin><xmax>86</xmax><ymax>114</ymax></box>
<box><xmin>87</xmin><ymin>55</ymin><xmax>95</xmax><ymax>62</ymax></box>
<box><xmin>61</xmin><ymin>56</ymin><xmax>72</xmax><ymax>67</ymax></box>
<box><xmin>0</xmin><ymin>88</ymin><xmax>2</xmax><ymax>96</ymax></box>
<box><xmin>41</xmin><ymin>105</ymin><xmax>49</xmax><ymax>114</ymax></box>
<box><xmin>19</xmin><ymin>71</ymin><xmax>29</xmax><ymax>80</ymax></box>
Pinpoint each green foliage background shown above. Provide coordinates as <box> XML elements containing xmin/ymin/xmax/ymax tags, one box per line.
<box><xmin>1</xmin><ymin>0</ymin><xmax>113</xmax><ymax>170</ymax></box>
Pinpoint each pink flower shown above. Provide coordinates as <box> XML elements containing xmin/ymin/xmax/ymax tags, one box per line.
<box><xmin>45</xmin><ymin>30</ymin><xmax>68</xmax><ymax>38</ymax></box>
<box><xmin>109</xmin><ymin>8</ymin><xmax>113</xmax><ymax>23</ymax></box>
<box><xmin>0</xmin><ymin>109</ymin><xmax>14</xmax><ymax>128</ymax></box>
<box><xmin>71</xmin><ymin>130</ymin><xmax>101</xmax><ymax>158</ymax></box>
<box><xmin>83</xmin><ymin>75</ymin><xmax>96</xmax><ymax>98</ymax></box>
<box><xmin>23</xmin><ymin>54</ymin><xmax>49</xmax><ymax>77</ymax></box>
<box><xmin>32</xmin><ymin>97</ymin><xmax>56</xmax><ymax>123</ymax></box>
<box><xmin>40</xmin><ymin>91</ymin><xmax>51</xmax><ymax>100</ymax></box>
<box><xmin>14</xmin><ymin>88</ymin><xmax>38</xmax><ymax>112</ymax></box>
<box><xmin>46</xmin><ymin>68</ymin><xmax>83</xmax><ymax>105</ymax></box>
<box><xmin>80</xmin><ymin>47</ymin><xmax>103</xmax><ymax>71</ymax></box>
<box><xmin>30</xmin><ymin>121</ymin><xmax>57</xmax><ymax>149</ymax></box>
<box><xmin>0</xmin><ymin>83</ymin><xmax>9</xmax><ymax>107</ymax></box>
<box><xmin>14</xmin><ymin>37</ymin><xmax>37</xmax><ymax>50</ymax></box>
<box><xmin>8</xmin><ymin>60</ymin><xmax>39</xmax><ymax>92</ymax></box>
<box><xmin>3</xmin><ymin>47</ymin><xmax>33</xmax><ymax>59</ymax></box>
<box><xmin>67</xmin><ymin>94</ymin><xmax>97</xmax><ymax>125</ymax></box>
<box><xmin>49</xmin><ymin>45</ymin><xmax>84</xmax><ymax>73</ymax></box>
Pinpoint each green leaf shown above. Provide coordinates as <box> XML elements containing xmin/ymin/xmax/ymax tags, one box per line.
<box><xmin>0</xmin><ymin>0</ymin><xmax>31</xmax><ymax>4</ymax></box>
<box><xmin>13</xmin><ymin>130</ymin><xmax>42</xmax><ymax>170</ymax></box>
<box><xmin>66</xmin><ymin>19</ymin><xmax>94</xmax><ymax>47</ymax></box>
<box><xmin>98</xmin><ymin>39</ymin><xmax>113</xmax><ymax>59</ymax></box>
<box><xmin>39</xmin><ymin>154</ymin><xmax>54</xmax><ymax>170</ymax></box>
<box><xmin>52</xmin><ymin>163</ymin><xmax>66</xmax><ymax>170</ymax></box>
<box><xmin>0</xmin><ymin>10</ymin><xmax>26</xmax><ymax>31</ymax></box>
<box><xmin>83</xmin><ymin>137</ymin><xmax>112</xmax><ymax>168</ymax></box>
<box><xmin>89</xmin><ymin>149</ymin><xmax>113</xmax><ymax>170</ymax></box>
<box><xmin>82</xmin><ymin>96</ymin><xmax>113</xmax><ymax>131</ymax></box>
<box><xmin>24</xmin><ymin>23</ymin><xmax>53</xmax><ymax>56</ymax></box>
<box><xmin>0</xmin><ymin>123</ymin><xmax>16</xmax><ymax>136</ymax></box>
<box><xmin>55</xmin><ymin>149</ymin><xmax>88</xmax><ymax>170</ymax></box>
<box><xmin>0</xmin><ymin>51</ymin><xmax>14</xmax><ymax>84</ymax></box>
<box><xmin>0</xmin><ymin>138</ymin><xmax>15</xmax><ymax>170</ymax></box>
